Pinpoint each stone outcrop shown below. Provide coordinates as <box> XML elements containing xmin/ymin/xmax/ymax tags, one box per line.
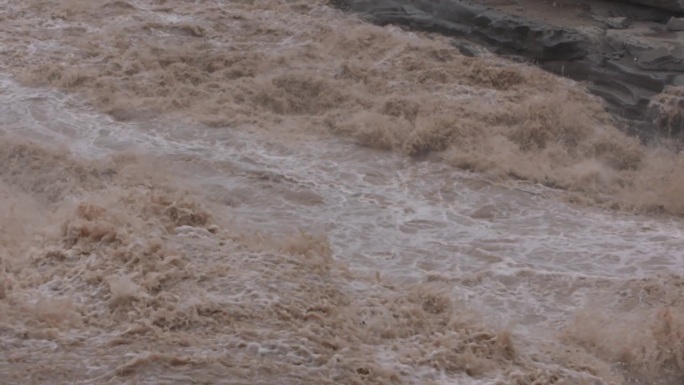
<box><xmin>624</xmin><ymin>0</ymin><xmax>684</xmax><ymax>13</ymax></box>
<box><xmin>667</xmin><ymin>17</ymin><xmax>684</xmax><ymax>31</ymax></box>
<box><xmin>331</xmin><ymin>0</ymin><xmax>684</xmax><ymax>138</ymax></box>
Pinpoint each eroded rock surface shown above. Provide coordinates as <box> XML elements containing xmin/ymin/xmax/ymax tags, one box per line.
<box><xmin>625</xmin><ymin>0</ymin><xmax>684</xmax><ymax>13</ymax></box>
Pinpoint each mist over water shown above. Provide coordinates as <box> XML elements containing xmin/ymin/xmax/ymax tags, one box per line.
<box><xmin>2</xmin><ymin>1</ymin><xmax>684</xmax><ymax>384</ymax></box>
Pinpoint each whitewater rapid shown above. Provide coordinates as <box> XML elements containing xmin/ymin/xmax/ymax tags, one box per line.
<box><xmin>2</xmin><ymin>1</ymin><xmax>684</xmax><ymax>384</ymax></box>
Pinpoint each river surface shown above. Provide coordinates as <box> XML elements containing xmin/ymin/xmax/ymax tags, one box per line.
<box><xmin>1</xmin><ymin>1</ymin><xmax>684</xmax><ymax>385</ymax></box>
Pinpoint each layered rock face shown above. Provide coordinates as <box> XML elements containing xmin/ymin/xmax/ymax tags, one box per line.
<box><xmin>624</xmin><ymin>0</ymin><xmax>684</xmax><ymax>13</ymax></box>
<box><xmin>332</xmin><ymin>0</ymin><xmax>684</xmax><ymax>138</ymax></box>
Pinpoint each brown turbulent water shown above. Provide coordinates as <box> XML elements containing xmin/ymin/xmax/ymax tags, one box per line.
<box><xmin>1</xmin><ymin>1</ymin><xmax>684</xmax><ymax>384</ymax></box>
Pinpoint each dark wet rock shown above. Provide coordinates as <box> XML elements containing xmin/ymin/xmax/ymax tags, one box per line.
<box><xmin>636</xmin><ymin>46</ymin><xmax>684</xmax><ymax>72</ymax></box>
<box><xmin>667</xmin><ymin>17</ymin><xmax>684</xmax><ymax>31</ymax></box>
<box><xmin>343</xmin><ymin>1</ymin><xmax>477</xmax><ymax>35</ymax></box>
<box><xmin>624</xmin><ymin>0</ymin><xmax>684</xmax><ymax>13</ymax></box>
<box><xmin>455</xmin><ymin>41</ymin><xmax>486</xmax><ymax>57</ymax></box>
<box><xmin>470</xmin><ymin>11</ymin><xmax>590</xmax><ymax>62</ymax></box>
<box><xmin>585</xmin><ymin>1</ymin><xmax>672</xmax><ymax>23</ymax></box>
<box><xmin>331</xmin><ymin>0</ymin><xmax>684</xmax><ymax>137</ymax></box>
<box><xmin>606</xmin><ymin>17</ymin><xmax>629</xmax><ymax>29</ymax></box>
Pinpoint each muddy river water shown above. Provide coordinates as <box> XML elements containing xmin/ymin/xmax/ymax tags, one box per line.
<box><xmin>1</xmin><ymin>1</ymin><xmax>684</xmax><ymax>384</ymax></box>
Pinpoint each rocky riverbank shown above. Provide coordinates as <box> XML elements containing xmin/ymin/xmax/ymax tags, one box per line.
<box><xmin>332</xmin><ymin>0</ymin><xmax>684</xmax><ymax>139</ymax></box>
